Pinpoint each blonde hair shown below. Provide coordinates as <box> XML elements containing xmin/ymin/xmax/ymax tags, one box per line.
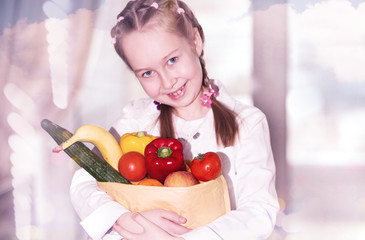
<box><xmin>111</xmin><ymin>0</ymin><xmax>239</xmax><ymax>147</ymax></box>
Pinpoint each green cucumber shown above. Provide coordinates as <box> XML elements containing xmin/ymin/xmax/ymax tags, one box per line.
<box><xmin>41</xmin><ymin>119</ymin><xmax>130</xmax><ymax>184</ymax></box>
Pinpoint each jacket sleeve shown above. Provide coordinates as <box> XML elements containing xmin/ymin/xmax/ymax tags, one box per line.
<box><xmin>69</xmin><ymin>99</ymin><xmax>158</xmax><ymax>240</ymax></box>
<box><xmin>70</xmin><ymin>168</ymin><xmax>129</xmax><ymax>240</ymax></box>
<box><xmin>181</xmin><ymin>112</ymin><xmax>279</xmax><ymax>240</ymax></box>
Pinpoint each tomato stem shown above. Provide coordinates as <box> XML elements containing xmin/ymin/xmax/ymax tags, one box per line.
<box><xmin>196</xmin><ymin>153</ymin><xmax>205</xmax><ymax>160</ymax></box>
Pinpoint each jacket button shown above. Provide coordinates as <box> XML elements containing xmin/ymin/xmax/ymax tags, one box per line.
<box><xmin>193</xmin><ymin>132</ymin><xmax>200</xmax><ymax>139</ymax></box>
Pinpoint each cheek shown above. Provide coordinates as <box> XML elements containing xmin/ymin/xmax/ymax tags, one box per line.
<box><xmin>190</xmin><ymin>56</ymin><xmax>203</xmax><ymax>80</ymax></box>
<box><xmin>139</xmin><ymin>80</ymin><xmax>159</xmax><ymax>98</ymax></box>
<box><xmin>179</xmin><ymin>57</ymin><xmax>202</xmax><ymax>80</ymax></box>
<box><xmin>189</xmin><ymin>62</ymin><xmax>203</xmax><ymax>86</ymax></box>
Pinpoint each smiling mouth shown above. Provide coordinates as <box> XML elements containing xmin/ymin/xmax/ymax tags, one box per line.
<box><xmin>168</xmin><ymin>83</ymin><xmax>186</xmax><ymax>96</ymax></box>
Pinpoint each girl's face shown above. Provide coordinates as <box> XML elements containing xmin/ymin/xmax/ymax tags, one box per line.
<box><xmin>121</xmin><ymin>26</ymin><xmax>207</xmax><ymax>120</ymax></box>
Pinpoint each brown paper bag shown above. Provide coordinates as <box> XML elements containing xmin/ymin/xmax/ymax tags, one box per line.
<box><xmin>97</xmin><ymin>175</ymin><xmax>230</xmax><ymax>229</ymax></box>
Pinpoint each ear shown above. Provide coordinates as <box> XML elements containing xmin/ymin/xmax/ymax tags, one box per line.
<box><xmin>193</xmin><ymin>28</ymin><xmax>203</xmax><ymax>56</ymax></box>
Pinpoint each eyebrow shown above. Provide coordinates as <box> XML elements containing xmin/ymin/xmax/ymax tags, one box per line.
<box><xmin>134</xmin><ymin>48</ymin><xmax>179</xmax><ymax>73</ymax></box>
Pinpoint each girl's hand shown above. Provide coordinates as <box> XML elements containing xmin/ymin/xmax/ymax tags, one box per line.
<box><xmin>141</xmin><ymin>209</ymin><xmax>190</xmax><ymax>235</ymax></box>
<box><xmin>114</xmin><ymin>212</ymin><xmax>144</xmax><ymax>235</ymax></box>
<box><xmin>114</xmin><ymin>210</ymin><xmax>190</xmax><ymax>236</ymax></box>
<box><xmin>113</xmin><ymin>212</ymin><xmax>185</xmax><ymax>240</ymax></box>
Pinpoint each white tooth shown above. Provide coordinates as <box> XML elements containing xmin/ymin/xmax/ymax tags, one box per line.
<box><xmin>171</xmin><ymin>87</ymin><xmax>183</xmax><ymax>96</ymax></box>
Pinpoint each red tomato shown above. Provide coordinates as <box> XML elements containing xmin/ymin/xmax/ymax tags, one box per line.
<box><xmin>190</xmin><ymin>152</ymin><xmax>222</xmax><ymax>181</ymax></box>
<box><xmin>118</xmin><ymin>151</ymin><xmax>147</xmax><ymax>181</ymax></box>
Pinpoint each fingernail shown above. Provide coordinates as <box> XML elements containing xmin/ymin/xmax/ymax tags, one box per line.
<box><xmin>131</xmin><ymin>212</ymin><xmax>139</xmax><ymax>218</ymax></box>
<box><xmin>179</xmin><ymin>216</ymin><xmax>187</xmax><ymax>223</ymax></box>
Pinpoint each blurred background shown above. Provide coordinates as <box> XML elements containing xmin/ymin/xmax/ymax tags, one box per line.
<box><xmin>1</xmin><ymin>0</ymin><xmax>365</xmax><ymax>239</ymax></box>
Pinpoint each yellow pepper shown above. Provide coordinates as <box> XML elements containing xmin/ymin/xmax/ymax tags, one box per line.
<box><xmin>119</xmin><ymin>131</ymin><xmax>157</xmax><ymax>156</ymax></box>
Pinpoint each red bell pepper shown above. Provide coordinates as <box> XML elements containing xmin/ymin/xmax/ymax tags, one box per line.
<box><xmin>144</xmin><ymin>137</ymin><xmax>186</xmax><ymax>183</ymax></box>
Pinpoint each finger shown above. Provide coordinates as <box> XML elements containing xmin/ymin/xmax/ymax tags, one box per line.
<box><xmin>161</xmin><ymin>219</ymin><xmax>191</xmax><ymax>235</ymax></box>
<box><xmin>132</xmin><ymin>212</ymin><xmax>155</xmax><ymax>227</ymax></box>
<box><xmin>112</xmin><ymin>222</ymin><xmax>141</xmax><ymax>239</ymax></box>
<box><xmin>159</xmin><ymin>210</ymin><xmax>187</xmax><ymax>224</ymax></box>
<box><xmin>115</xmin><ymin>213</ymin><xmax>144</xmax><ymax>234</ymax></box>
<box><xmin>142</xmin><ymin>210</ymin><xmax>190</xmax><ymax>235</ymax></box>
<box><xmin>132</xmin><ymin>214</ymin><xmax>180</xmax><ymax>240</ymax></box>
<box><xmin>157</xmin><ymin>210</ymin><xmax>190</xmax><ymax>234</ymax></box>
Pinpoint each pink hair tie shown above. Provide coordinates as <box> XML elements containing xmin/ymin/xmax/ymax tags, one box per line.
<box><xmin>200</xmin><ymin>80</ymin><xmax>219</xmax><ymax>108</ymax></box>
<box><xmin>177</xmin><ymin>7</ymin><xmax>185</xmax><ymax>14</ymax></box>
<box><xmin>151</xmin><ymin>2</ymin><xmax>159</xmax><ymax>9</ymax></box>
<box><xmin>111</xmin><ymin>37</ymin><xmax>116</xmax><ymax>45</ymax></box>
<box><xmin>117</xmin><ymin>16</ymin><xmax>124</xmax><ymax>22</ymax></box>
<box><xmin>200</xmin><ymin>91</ymin><xmax>213</xmax><ymax>108</ymax></box>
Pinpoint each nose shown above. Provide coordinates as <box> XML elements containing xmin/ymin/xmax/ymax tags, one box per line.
<box><xmin>159</xmin><ymin>70</ymin><xmax>177</xmax><ymax>89</ymax></box>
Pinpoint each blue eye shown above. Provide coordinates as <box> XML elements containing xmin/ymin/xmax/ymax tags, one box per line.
<box><xmin>167</xmin><ymin>57</ymin><xmax>178</xmax><ymax>65</ymax></box>
<box><xmin>142</xmin><ymin>70</ymin><xmax>154</xmax><ymax>78</ymax></box>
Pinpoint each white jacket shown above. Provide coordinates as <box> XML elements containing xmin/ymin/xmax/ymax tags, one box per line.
<box><xmin>70</xmin><ymin>82</ymin><xmax>279</xmax><ymax>240</ymax></box>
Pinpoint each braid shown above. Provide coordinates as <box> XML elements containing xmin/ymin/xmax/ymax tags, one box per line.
<box><xmin>159</xmin><ymin>104</ymin><xmax>175</xmax><ymax>138</ymax></box>
<box><xmin>211</xmin><ymin>97</ymin><xmax>239</xmax><ymax>147</ymax></box>
<box><xmin>199</xmin><ymin>49</ymin><xmax>239</xmax><ymax>146</ymax></box>
<box><xmin>199</xmin><ymin>52</ymin><xmax>209</xmax><ymax>87</ymax></box>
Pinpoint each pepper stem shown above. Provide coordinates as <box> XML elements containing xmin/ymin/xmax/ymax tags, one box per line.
<box><xmin>157</xmin><ymin>147</ymin><xmax>173</xmax><ymax>158</ymax></box>
<box><xmin>135</xmin><ymin>131</ymin><xmax>146</xmax><ymax>137</ymax></box>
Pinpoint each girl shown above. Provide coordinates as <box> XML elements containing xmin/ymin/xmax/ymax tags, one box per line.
<box><xmin>70</xmin><ymin>0</ymin><xmax>279</xmax><ymax>239</ymax></box>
